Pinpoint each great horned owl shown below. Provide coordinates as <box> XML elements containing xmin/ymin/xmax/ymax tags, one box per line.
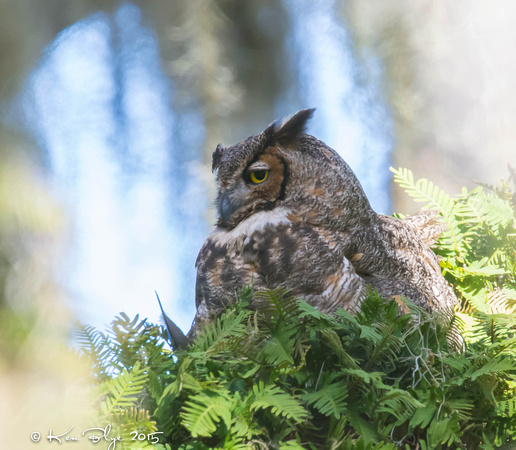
<box><xmin>192</xmin><ymin>109</ymin><xmax>457</xmax><ymax>334</ymax></box>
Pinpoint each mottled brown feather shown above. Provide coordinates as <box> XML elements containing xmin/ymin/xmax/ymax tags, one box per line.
<box><xmin>189</xmin><ymin>110</ymin><xmax>458</xmax><ymax>336</ymax></box>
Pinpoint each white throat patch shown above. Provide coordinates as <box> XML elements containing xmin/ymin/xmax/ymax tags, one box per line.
<box><xmin>210</xmin><ymin>207</ymin><xmax>292</xmax><ymax>248</ymax></box>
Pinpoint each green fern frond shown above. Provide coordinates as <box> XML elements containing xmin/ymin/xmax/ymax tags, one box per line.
<box><xmin>258</xmin><ymin>325</ymin><xmax>296</xmax><ymax>367</ymax></box>
<box><xmin>75</xmin><ymin>324</ymin><xmax>112</xmax><ymax>379</ymax></box>
<box><xmin>410</xmin><ymin>404</ymin><xmax>437</xmax><ymax>429</ymax></box>
<box><xmin>302</xmin><ymin>374</ymin><xmax>348</xmax><ymax>418</ymax></box>
<box><xmin>468</xmin><ymin>357</ymin><xmax>516</xmax><ymax>381</ymax></box>
<box><xmin>115</xmin><ymin>406</ymin><xmax>156</xmax><ymax>427</ymax></box>
<box><xmin>320</xmin><ymin>329</ymin><xmax>359</xmax><ymax>368</ymax></box>
<box><xmin>100</xmin><ymin>361</ymin><xmax>148</xmax><ymax>415</ymax></box>
<box><xmin>467</xmin><ymin>190</ymin><xmax>515</xmax><ymax>229</ymax></box>
<box><xmin>457</xmin><ymin>283</ymin><xmax>490</xmax><ymax>314</ymax></box>
<box><xmin>449</xmin><ymin>257</ymin><xmax>508</xmax><ymax>279</ymax></box>
<box><xmin>375</xmin><ymin>389</ymin><xmax>423</xmax><ymax>423</ymax></box>
<box><xmin>497</xmin><ymin>398</ymin><xmax>516</xmax><ymax>417</ymax></box>
<box><xmin>340</xmin><ymin>368</ymin><xmax>384</xmax><ymax>386</ymax></box>
<box><xmin>229</xmin><ymin>393</ymin><xmax>261</xmax><ymax>440</ymax></box>
<box><xmin>472</xmin><ymin>311</ymin><xmax>516</xmax><ymax>343</ymax></box>
<box><xmin>109</xmin><ymin>313</ymin><xmax>148</xmax><ymax>350</ymax></box>
<box><xmin>369</xmin><ymin>324</ymin><xmax>404</xmax><ymax>363</ymax></box>
<box><xmin>356</xmin><ymin>324</ymin><xmax>383</xmax><ymax>343</ymax></box>
<box><xmin>445</xmin><ymin>399</ymin><xmax>474</xmax><ymax>420</ymax></box>
<box><xmin>486</xmin><ymin>289</ymin><xmax>511</xmax><ymax>315</ymax></box>
<box><xmin>279</xmin><ymin>441</ymin><xmax>306</xmax><ymax>449</ymax></box>
<box><xmin>390</xmin><ymin>167</ymin><xmax>464</xmax><ymax>254</ymax></box>
<box><xmin>113</xmin><ymin>406</ymin><xmax>158</xmax><ymax>447</ymax></box>
<box><xmin>390</xmin><ymin>167</ymin><xmax>453</xmax><ymax>211</ymax></box>
<box><xmin>297</xmin><ymin>299</ymin><xmax>339</xmax><ymax>328</ymax></box>
<box><xmin>255</xmin><ymin>288</ymin><xmax>301</xmax><ymax>322</ymax></box>
<box><xmin>338</xmin><ymin>437</ymin><xmax>397</xmax><ymax>450</ymax></box>
<box><xmin>427</xmin><ymin>417</ymin><xmax>462</xmax><ymax>447</ymax></box>
<box><xmin>181</xmin><ymin>391</ymin><xmax>233</xmax><ymax>437</ymax></box>
<box><xmin>345</xmin><ymin>411</ymin><xmax>380</xmax><ymax>446</ymax></box>
<box><xmin>250</xmin><ymin>381</ymin><xmax>309</xmax><ymax>422</ymax></box>
<box><xmin>159</xmin><ymin>357</ymin><xmax>200</xmax><ymax>404</ymax></box>
<box><xmin>192</xmin><ymin>308</ymin><xmax>250</xmax><ymax>353</ymax></box>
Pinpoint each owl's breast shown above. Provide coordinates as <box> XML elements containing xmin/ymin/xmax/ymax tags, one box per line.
<box><xmin>195</xmin><ymin>208</ymin><xmax>366</xmax><ymax>320</ymax></box>
<box><xmin>194</xmin><ymin>208</ymin><xmax>292</xmax><ymax>313</ymax></box>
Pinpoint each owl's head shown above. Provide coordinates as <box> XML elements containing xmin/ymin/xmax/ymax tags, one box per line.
<box><xmin>212</xmin><ymin>108</ymin><xmax>373</xmax><ymax>230</ymax></box>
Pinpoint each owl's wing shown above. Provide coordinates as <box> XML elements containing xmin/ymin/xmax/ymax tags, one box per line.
<box><xmin>195</xmin><ymin>237</ymin><xmax>225</xmax><ymax>310</ymax></box>
<box><xmin>356</xmin><ymin>215</ymin><xmax>458</xmax><ymax>311</ymax></box>
<box><xmin>191</xmin><ymin>238</ymin><xmax>223</xmax><ymax>338</ymax></box>
<box><xmin>402</xmin><ymin>209</ymin><xmax>446</xmax><ymax>247</ymax></box>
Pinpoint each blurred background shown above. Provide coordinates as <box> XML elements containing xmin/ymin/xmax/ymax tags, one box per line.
<box><xmin>0</xmin><ymin>1</ymin><xmax>515</xmax><ymax>445</ymax></box>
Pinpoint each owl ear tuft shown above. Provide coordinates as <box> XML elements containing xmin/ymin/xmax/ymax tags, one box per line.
<box><xmin>266</xmin><ymin>108</ymin><xmax>315</xmax><ymax>146</ymax></box>
<box><xmin>212</xmin><ymin>143</ymin><xmax>225</xmax><ymax>172</ymax></box>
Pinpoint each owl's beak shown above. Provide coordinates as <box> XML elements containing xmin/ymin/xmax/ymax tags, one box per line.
<box><xmin>220</xmin><ymin>191</ymin><xmax>248</xmax><ymax>226</ymax></box>
<box><xmin>220</xmin><ymin>192</ymin><xmax>234</xmax><ymax>225</ymax></box>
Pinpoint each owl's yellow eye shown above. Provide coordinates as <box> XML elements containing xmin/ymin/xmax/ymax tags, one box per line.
<box><xmin>249</xmin><ymin>169</ymin><xmax>269</xmax><ymax>184</ymax></box>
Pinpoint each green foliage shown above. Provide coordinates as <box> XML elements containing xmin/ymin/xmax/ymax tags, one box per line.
<box><xmin>77</xmin><ymin>170</ymin><xmax>516</xmax><ymax>449</ymax></box>
<box><xmin>390</xmin><ymin>167</ymin><xmax>516</xmax><ymax>320</ymax></box>
<box><xmin>77</xmin><ymin>291</ymin><xmax>516</xmax><ymax>449</ymax></box>
<box><xmin>76</xmin><ymin>313</ymin><xmax>173</xmax><ymax>449</ymax></box>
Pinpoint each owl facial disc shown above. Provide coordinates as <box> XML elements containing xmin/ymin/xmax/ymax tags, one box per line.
<box><xmin>218</xmin><ymin>158</ymin><xmax>275</xmax><ymax>226</ymax></box>
<box><xmin>214</xmin><ymin>109</ymin><xmax>315</xmax><ymax>229</ymax></box>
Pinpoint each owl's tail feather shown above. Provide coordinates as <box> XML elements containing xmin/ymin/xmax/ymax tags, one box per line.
<box><xmin>155</xmin><ymin>291</ymin><xmax>189</xmax><ymax>350</ymax></box>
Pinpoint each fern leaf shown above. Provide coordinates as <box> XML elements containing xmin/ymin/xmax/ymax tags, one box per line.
<box><xmin>114</xmin><ymin>406</ymin><xmax>158</xmax><ymax>442</ymax></box>
<box><xmin>454</xmin><ymin>258</ymin><xmax>508</xmax><ymax>278</ymax></box>
<box><xmin>230</xmin><ymin>392</ymin><xmax>261</xmax><ymax>440</ymax></box>
<box><xmin>472</xmin><ymin>311</ymin><xmax>516</xmax><ymax>343</ymax></box>
<box><xmin>487</xmin><ymin>289</ymin><xmax>511</xmax><ymax>314</ymax></box>
<box><xmin>147</xmin><ymin>368</ymin><xmax>163</xmax><ymax>400</ymax></box>
<box><xmin>181</xmin><ymin>392</ymin><xmax>233</xmax><ymax>437</ymax></box>
<box><xmin>357</xmin><ymin>324</ymin><xmax>383</xmax><ymax>343</ymax></box>
<box><xmin>302</xmin><ymin>376</ymin><xmax>348</xmax><ymax>418</ymax></box>
<box><xmin>258</xmin><ymin>325</ymin><xmax>296</xmax><ymax>366</ymax></box>
<box><xmin>457</xmin><ymin>284</ymin><xmax>490</xmax><ymax>313</ymax></box>
<box><xmin>446</xmin><ymin>398</ymin><xmax>474</xmax><ymax>420</ymax></box>
<box><xmin>345</xmin><ymin>411</ymin><xmax>380</xmax><ymax>446</ymax></box>
<box><xmin>390</xmin><ymin>167</ymin><xmax>453</xmax><ymax>211</ymax></box>
<box><xmin>320</xmin><ymin>329</ymin><xmax>359</xmax><ymax>368</ymax></box>
<box><xmin>440</xmin><ymin>354</ymin><xmax>470</xmax><ymax>372</ymax></box>
<box><xmin>255</xmin><ymin>288</ymin><xmax>301</xmax><ymax>322</ymax></box>
<box><xmin>100</xmin><ymin>361</ymin><xmax>148</xmax><ymax>415</ymax></box>
<box><xmin>376</xmin><ymin>389</ymin><xmax>423</xmax><ymax>424</ymax></box>
<box><xmin>468</xmin><ymin>190</ymin><xmax>515</xmax><ymax>229</ymax></box>
<box><xmin>427</xmin><ymin>417</ymin><xmax>461</xmax><ymax>447</ymax></box>
<box><xmin>193</xmin><ymin>308</ymin><xmax>250</xmax><ymax>353</ymax></box>
<box><xmin>469</xmin><ymin>358</ymin><xmax>516</xmax><ymax>381</ymax></box>
<box><xmin>75</xmin><ymin>324</ymin><xmax>112</xmax><ymax>378</ymax></box>
<box><xmin>410</xmin><ymin>404</ymin><xmax>437</xmax><ymax>429</ymax></box>
<box><xmin>279</xmin><ymin>441</ymin><xmax>305</xmax><ymax>449</ymax></box>
<box><xmin>297</xmin><ymin>300</ymin><xmax>339</xmax><ymax>327</ymax></box>
<box><xmin>390</xmin><ymin>167</ymin><xmax>463</xmax><ymax>254</ymax></box>
<box><xmin>250</xmin><ymin>381</ymin><xmax>308</xmax><ymax>422</ymax></box>
<box><xmin>497</xmin><ymin>398</ymin><xmax>516</xmax><ymax>417</ymax></box>
<box><xmin>340</xmin><ymin>368</ymin><xmax>384</xmax><ymax>386</ymax></box>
